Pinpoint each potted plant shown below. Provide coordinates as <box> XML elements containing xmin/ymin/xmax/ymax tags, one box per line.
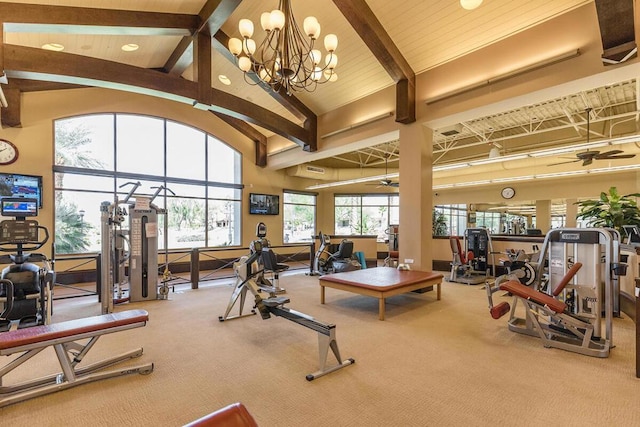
<box><xmin>575</xmin><ymin>186</ymin><xmax>640</xmax><ymax>234</ymax></box>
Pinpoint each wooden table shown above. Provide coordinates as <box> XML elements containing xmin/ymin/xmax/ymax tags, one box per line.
<box><xmin>319</xmin><ymin>267</ymin><xmax>443</xmax><ymax>320</ymax></box>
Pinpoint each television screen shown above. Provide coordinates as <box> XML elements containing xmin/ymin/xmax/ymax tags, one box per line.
<box><xmin>0</xmin><ymin>173</ymin><xmax>43</xmax><ymax>207</ymax></box>
<box><xmin>249</xmin><ymin>193</ymin><xmax>279</xmax><ymax>215</ymax></box>
<box><xmin>1</xmin><ymin>197</ymin><xmax>38</xmax><ymax>217</ymax></box>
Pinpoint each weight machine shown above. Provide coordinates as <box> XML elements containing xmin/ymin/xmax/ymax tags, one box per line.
<box><xmin>100</xmin><ymin>182</ymin><xmax>170</xmax><ymax>314</ymax></box>
<box><xmin>448</xmin><ymin>228</ymin><xmax>495</xmax><ymax>285</ymax></box>
<box><xmin>488</xmin><ymin>228</ymin><xmax>625</xmax><ymax>357</ymax></box>
<box><xmin>0</xmin><ymin>198</ymin><xmax>54</xmax><ymax>329</ymax></box>
<box><xmin>219</xmin><ymin>229</ymin><xmax>354</xmax><ymax>380</ymax></box>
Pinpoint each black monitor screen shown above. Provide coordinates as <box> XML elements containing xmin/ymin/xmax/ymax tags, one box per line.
<box><xmin>0</xmin><ymin>173</ymin><xmax>43</xmax><ymax>207</ymax></box>
<box><xmin>249</xmin><ymin>193</ymin><xmax>279</xmax><ymax>215</ymax></box>
<box><xmin>1</xmin><ymin>198</ymin><xmax>39</xmax><ymax>217</ymax></box>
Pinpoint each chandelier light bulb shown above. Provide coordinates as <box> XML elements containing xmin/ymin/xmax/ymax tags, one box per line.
<box><xmin>259</xmin><ymin>68</ymin><xmax>271</xmax><ymax>82</ymax></box>
<box><xmin>238</xmin><ymin>56</ymin><xmax>252</xmax><ymax>72</ymax></box>
<box><xmin>310</xmin><ymin>49</ymin><xmax>321</xmax><ymax>65</ymax></box>
<box><xmin>324</xmin><ymin>34</ymin><xmax>338</xmax><ymax>52</ymax></box>
<box><xmin>303</xmin><ymin>16</ymin><xmax>320</xmax><ymax>39</ymax></box>
<box><xmin>270</xmin><ymin>9</ymin><xmax>285</xmax><ymax>30</ymax></box>
<box><xmin>228</xmin><ymin>38</ymin><xmax>242</xmax><ymax>56</ymax></box>
<box><xmin>312</xmin><ymin>67</ymin><xmax>322</xmax><ymax>81</ymax></box>
<box><xmin>325</xmin><ymin>54</ymin><xmax>338</xmax><ymax>69</ymax></box>
<box><xmin>239</xmin><ymin>19</ymin><xmax>254</xmax><ymax>38</ymax></box>
<box><xmin>325</xmin><ymin>70</ymin><xmax>338</xmax><ymax>82</ymax></box>
<box><xmin>243</xmin><ymin>39</ymin><xmax>256</xmax><ymax>56</ymax></box>
<box><xmin>260</xmin><ymin>12</ymin><xmax>274</xmax><ymax>31</ymax></box>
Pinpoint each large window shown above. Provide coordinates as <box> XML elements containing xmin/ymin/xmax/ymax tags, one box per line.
<box><xmin>283</xmin><ymin>191</ymin><xmax>316</xmax><ymax>243</ymax></box>
<box><xmin>434</xmin><ymin>205</ymin><xmax>467</xmax><ymax>236</ymax></box>
<box><xmin>54</xmin><ymin>114</ymin><xmax>242</xmax><ymax>254</ymax></box>
<box><xmin>334</xmin><ymin>194</ymin><xmax>399</xmax><ymax>241</ymax></box>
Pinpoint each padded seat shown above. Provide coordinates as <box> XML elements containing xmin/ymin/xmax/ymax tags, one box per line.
<box><xmin>184</xmin><ymin>402</ymin><xmax>258</xmax><ymax>427</ymax></box>
<box><xmin>261</xmin><ymin>248</ymin><xmax>289</xmax><ymax>274</ymax></box>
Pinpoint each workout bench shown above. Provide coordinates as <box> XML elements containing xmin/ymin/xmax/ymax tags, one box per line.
<box><xmin>0</xmin><ymin>309</ymin><xmax>154</xmax><ymax>407</ymax></box>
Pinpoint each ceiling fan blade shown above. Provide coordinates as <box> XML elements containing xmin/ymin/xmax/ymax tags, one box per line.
<box><xmin>600</xmin><ymin>154</ymin><xmax>636</xmax><ymax>160</ymax></box>
<box><xmin>582</xmin><ymin>158</ymin><xmax>593</xmax><ymax>166</ymax></box>
<box><xmin>594</xmin><ymin>150</ymin><xmax>624</xmax><ymax>158</ymax></box>
<box><xmin>390</xmin><ymin>182</ymin><xmax>400</xmax><ymax>187</ymax></box>
<box><xmin>548</xmin><ymin>159</ymin><xmax>581</xmax><ymax>166</ymax></box>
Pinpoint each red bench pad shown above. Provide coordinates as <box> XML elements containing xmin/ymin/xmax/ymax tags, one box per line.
<box><xmin>499</xmin><ymin>281</ymin><xmax>566</xmax><ymax>313</ymax></box>
<box><xmin>0</xmin><ymin>309</ymin><xmax>149</xmax><ymax>351</ymax></box>
<box><xmin>320</xmin><ymin>267</ymin><xmax>442</xmax><ymax>292</ymax></box>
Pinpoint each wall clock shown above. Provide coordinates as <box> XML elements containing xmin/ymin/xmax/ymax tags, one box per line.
<box><xmin>501</xmin><ymin>187</ymin><xmax>515</xmax><ymax>199</ymax></box>
<box><xmin>0</xmin><ymin>139</ymin><xmax>18</xmax><ymax>165</ymax></box>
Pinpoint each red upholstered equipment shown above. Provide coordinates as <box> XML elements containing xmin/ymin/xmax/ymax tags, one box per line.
<box><xmin>184</xmin><ymin>402</ymin><xmax>258</xmax><ymax>427</ymax></box>
<box><xmin>551</xmin><ymin>262</ymin><xmax>583</xmax><ymax>296</ymax></box>
<box><xmin>500</xmin><ymin>280</ymin><xmax>567</xmax><ymax>313</ymax></box>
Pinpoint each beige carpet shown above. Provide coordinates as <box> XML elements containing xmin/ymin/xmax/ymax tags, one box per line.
<box><xmin>1</xmin><ymin>271</ymin><xmax>639</xmax><ymax>426</ymax></box>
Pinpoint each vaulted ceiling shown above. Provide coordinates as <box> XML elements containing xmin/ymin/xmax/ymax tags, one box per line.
<box><xmin>1</xmin><ymin>0</ymin><xmax>637</xmax><ymax>185</ymax></box>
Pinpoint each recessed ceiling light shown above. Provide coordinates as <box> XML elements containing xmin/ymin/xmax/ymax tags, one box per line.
<box><xmin>460</xmin><ymin>0</ymin><xmax>483</xmax><ymax>10</ymax></box>
<box><xmin>121</xmin><ymin>43</ymin><xmax>139</xmax><ymax>52</ymax></box>
<box><xmin>218</xmin><ymin>75</ymin><xmax>231</xmax><ymax>85</ymax></box>
<box><xmin>42</xmin><ymin>43</ymin><xmax>64</xmax><ymax>51</ymax></box>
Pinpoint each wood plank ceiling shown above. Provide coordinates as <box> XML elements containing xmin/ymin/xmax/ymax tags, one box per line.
<box><xmin>3</xmin><ymin>0</ymin><xmax>632</xmax><ymax>175</ymax></box>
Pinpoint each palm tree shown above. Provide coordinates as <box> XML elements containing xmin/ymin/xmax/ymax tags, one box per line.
<box><xmin>54</xmin><ymin>120</ymin><xmax>105</xmax><ymax>253</ymax></box>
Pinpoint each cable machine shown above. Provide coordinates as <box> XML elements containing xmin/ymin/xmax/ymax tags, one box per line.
<box><xmin>100</xmin><ymin>182</ymin><xmax>168</xmax><ymax>314</ymax></box>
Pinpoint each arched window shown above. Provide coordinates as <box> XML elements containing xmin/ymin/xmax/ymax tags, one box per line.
<box><xmin>53</xmin><ymin>113</ymin><xmax>242</xmax><ymax>254</ymax></box>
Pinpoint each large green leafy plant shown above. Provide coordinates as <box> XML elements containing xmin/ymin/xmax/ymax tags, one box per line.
<box><xmin>575</xmin><ymin>186</ymin><xmax>640</xmax><ymax>233</ymax></box>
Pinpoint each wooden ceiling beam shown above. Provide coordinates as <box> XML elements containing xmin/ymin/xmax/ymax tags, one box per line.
<box><xmin>3</xmin><ymin>44</ymin><xmax>309</xmax><ymax>148</ymax></box>
<box><xmin>163</xmin><ymin>0</ymin><xmax>242</xmax><ymax>76</ymax></box>
<box><xmin>0</xmin><ymin>3</ymin><xmax>196</xmax><ymax>36</ymax></box>
<box><xmin>1</xmin><ymin>87</ymin><xmax>20</xmax><ymax>128</ymax></box>
<box><xmin>332</xmin><ymin>0</ymin><xmax>415</xmax><ymax>124</ymax></box>
<box><xmin>213</xmin><ymin>112</ymin><xmax>268</xmax><ymax>167</ymax></box>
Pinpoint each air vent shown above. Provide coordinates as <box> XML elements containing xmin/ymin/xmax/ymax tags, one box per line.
<box><xmin>306</xmin><ymin>165</ymin><xmax>325</xmax><ymax>174</ymax></box>
<box><xmin>438</xmin><ymin>124</ymin><xmax>463</xmax><ymax>136</ymax></box>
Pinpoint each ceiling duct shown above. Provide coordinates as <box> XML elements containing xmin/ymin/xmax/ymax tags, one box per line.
<box><xmin>438</xmin><ymin>124</ymin><xmax>463</xmax><ymax>136</ymax></box>
<box><xmin>305</xmin><ymin>165</ymin><xmax>325</xmax><ymax>174</ymax></box>
<box><xmin>595</xmin><ymin>0</ymin><xmax>637</xmax><ymax>65</ymax></box>
<box><xmin>286</xmin><ymin>164</ymin><xmax>394</xmax><ymax>181</ymax></box>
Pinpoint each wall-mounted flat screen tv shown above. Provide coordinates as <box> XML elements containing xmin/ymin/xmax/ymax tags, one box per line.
<box><xmin>0</xmin><ymin>173</ymin><xmax>43</xmax><ymax>208</ymax></box>
<box><xmin>249</xmin><ymin>193</ymin><xmax>279</xmax><ymax>215</ymax></box>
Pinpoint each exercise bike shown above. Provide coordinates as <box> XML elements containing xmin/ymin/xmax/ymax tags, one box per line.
<box><xmin>218</xmin><ymin>235</ymin><xmax>354</xmax><ymax>380</ymax></box>
<box><xmin>312</xmin><ymin>232</ymin><xmax>360</xmax><ymax>275</ymax></box>
<box><xmin>0</xmin><ymin>198</ymin><xmax>55</xmax><ymax>331</ymax></box>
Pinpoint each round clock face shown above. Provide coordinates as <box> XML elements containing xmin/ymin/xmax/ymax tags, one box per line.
<box><xmin>501</xmin><ymin>187</ymin><xmax>515</xmax><ymax>199</ymax></box>
<box><xmin>0</xmin><ymin>139</ymin><xmax>18</xmax><ymax>165</ymax></box>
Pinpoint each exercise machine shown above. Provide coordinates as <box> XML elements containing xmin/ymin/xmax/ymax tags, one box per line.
<box><xmin>0</xmin><ymin>198</ymin><xmax>54</xmax><ymax>330</ymax></box>
<box><xmin>219</xmin><ymin>235</ymin><xmax>355</xmax><ymax>380</ymax></box>
<box><xmin>488</xmin><ymin>228</ymin><xmax>625</xmax><ymax>357</ymax></box>
<box><xmin>99</xmin><ymin>182</ymin><xmax>168</xmax><ymax>314</ymax></box>
<box><xmin>254</xmin><ymin>222</ymin><xmax>287</xmax><ymax>293</ymax></box>
<box><xmin>312</xmin><ymin>232</ymin><xmax>360</xmax><ymax>275</ymax></box>
<box><xmin>383</xmin><ymin>225</ymin><xmax>399</xmax><ymax>267</ymax></box>
<box><xmin>448</xmin><ymin>228</ymin><xmax>495</xmax><ymax>285</ymax></box>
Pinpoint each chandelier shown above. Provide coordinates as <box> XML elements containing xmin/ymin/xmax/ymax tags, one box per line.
<box><xmin>228</xmin><ymin>0</ymin><xmax>338</xmax><ymax>95</ymax></box>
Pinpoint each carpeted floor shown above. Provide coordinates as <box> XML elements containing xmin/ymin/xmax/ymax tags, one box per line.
<box><xmin>1</xmin><ymin>270</ymin><xmax>638</xmax><ymax>426</ymax></box>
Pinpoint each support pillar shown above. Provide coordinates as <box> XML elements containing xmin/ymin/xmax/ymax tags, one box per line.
<box><xmin>399</xmin><ymin>122</ymin><xmax>432</xmax><ymax>271</ymax></box>
<box><xmin>565</xmin><ymin>198</ymin><xmax>578</xmax><ymax>227</ymax></box>
<box><xmin>536</xmin><ymin>200</ymin><xmax>551</xmax><ymax>233</ymax></box>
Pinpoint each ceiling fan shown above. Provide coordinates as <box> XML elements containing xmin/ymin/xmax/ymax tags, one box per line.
<box><xmin>549</xmin><ymin>108</ymin><xmax>636</xmax><ymax>166</ymax></box>
<box><xmin>368</xmin><ymin>154</ymin><xmax>399</xmax><ymax>188</ymax></box>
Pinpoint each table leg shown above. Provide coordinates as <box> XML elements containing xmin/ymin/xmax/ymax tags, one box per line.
<box><xmin>379</xmin><ymin>298</ymin><xmax>385</xmax><ymax>321</ymax></box>
<box><xmin>320</xmin><ymin>285</ymin><xmax>325</xmax><ymax>304</ymax></box>
<box><xmin>437</xmin><ymin>282</ymin><xmax>441</xmax><ymax>300</ymax></box>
